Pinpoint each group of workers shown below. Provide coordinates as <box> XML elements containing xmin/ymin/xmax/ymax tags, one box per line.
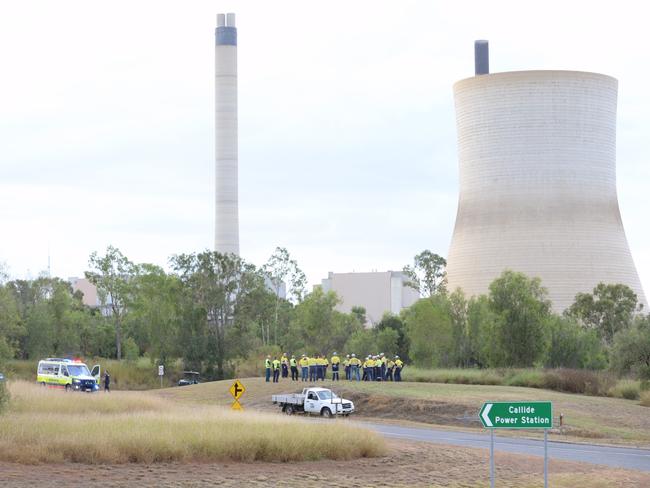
<box><xmin>264</xmin><ymin>352</ymin><xmax>404</xmax><ymax>383</ymax></box>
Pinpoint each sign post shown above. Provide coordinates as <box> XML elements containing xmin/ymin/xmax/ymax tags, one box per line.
<box><xmin>479</xmin><ymin>401</ymin><xmax>552</xmax><ymax>487</ymax></box>
<box><xmin>158</xmin><ymin>365</ymin><xmax>164</xmax><ymax>388</ymax></box>
<box><xmin>229</xmin><ymin>379</ymin><xmax>246</xmax><ymax>410</ymax></box>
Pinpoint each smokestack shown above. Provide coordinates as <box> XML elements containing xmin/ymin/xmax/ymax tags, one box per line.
<box><xmin>215</xmin><ymin>13</ymin><xmax>239</xmax><ymax>255</ymax></box>
<box><xmin>474</xmin><ymin>40</ymin><xmax>489</xmax><ymax>75</ymax></box>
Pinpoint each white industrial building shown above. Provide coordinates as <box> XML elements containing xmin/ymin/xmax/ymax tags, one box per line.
<box><xmin>320</xmin><ymin>271</ymin><xmax>420</xmax><ymax>326</ymax></box>
<box><xmin>446</xmin><ymin>42</ymin><xmax>647</xmax><ymax>312</ymax></box>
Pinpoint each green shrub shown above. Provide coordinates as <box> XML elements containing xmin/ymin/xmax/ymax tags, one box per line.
<box><xmin>608</xmin><ymin>380</ymin><xmax>641</xmax><ymax>400</ymax></box>
<box><xmin>541</xmin><ymin>369</ymin><xmax>614</xmax><ymax>395</ymax></box>
<box><xmin>641</xmin><ymin>391</ymin><xmax>650</xmax><ymax>407</ymax></box>
<box><xmin>505</xmin><ymin>370</ymin><xmax>546</xmax><ymax>388</ymax></box>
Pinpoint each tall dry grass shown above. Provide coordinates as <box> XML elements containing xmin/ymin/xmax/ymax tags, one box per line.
<box><xmin>1</xmin><ymin>381</ymin><xmax>385</xmax><ymax>464</ymax></box>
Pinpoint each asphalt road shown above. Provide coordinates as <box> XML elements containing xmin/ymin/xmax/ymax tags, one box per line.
<box><xmin>360</xmin><ymin>422</ymin><xmax>650</xmax><ymax>472</ymax></box>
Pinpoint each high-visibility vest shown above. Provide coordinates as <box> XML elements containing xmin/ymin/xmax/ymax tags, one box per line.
<box><xmin>265</xmin><ymin>358</ymin><xmax>271</xmax><ymax>368</ymax></box>
<box><xmin>272</xmin><ymin>359</ymin><xmax>281</xmax><ymax>369</ymax></box>
<box><xmin>290</xmin><ymin>358</ymin><xmax>297</xmax><ymax>367</ymax></box>
<box><xmin>331</xmin><ymin>356</ymin><xmax>340</xmax><ymax>365</ymax></box>
<box><xmin>375</xmin><ymin>359</ymin><xmax>382</xmax><ymax>367</ymax></box>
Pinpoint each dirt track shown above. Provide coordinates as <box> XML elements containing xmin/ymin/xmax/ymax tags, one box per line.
<box><xmin>3</xmin><ymin>439</ymin><xmax>650</xmax><ymax>488</ymax></box>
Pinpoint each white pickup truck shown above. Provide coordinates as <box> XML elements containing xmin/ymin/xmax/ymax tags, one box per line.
<box><xmin>272</xmin><ymin>387</ymin><xmax>355</xmax><ymax>417</ymax></box>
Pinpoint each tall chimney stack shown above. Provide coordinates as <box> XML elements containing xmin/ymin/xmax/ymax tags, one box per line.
<box><xmin>474</xmin><ymin>40</ymin><xmax>489</xmax><ymax>75</ymax></box>
<box><xmin>215</xmin><ymin>13</ymin><xmax>239</xmax><ymax>255</ymax></box>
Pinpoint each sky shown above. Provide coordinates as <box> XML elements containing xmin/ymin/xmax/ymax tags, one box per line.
<box><xmin>0</xmin><ymin>0</ymin><xmax>649</xmax><ymax>295</ymax></box>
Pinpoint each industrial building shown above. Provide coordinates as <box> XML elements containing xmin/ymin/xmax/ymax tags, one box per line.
<box><xmin>215</xmin><ymin>13</ymin><xmax>240</xmax><ymax>255</ymax></box>
<box><xmin>445</xmin><ymin>41</ymin><xmax>647</xmax><ymax>312</ymax></box>
<box><xmin>320</xmin><ymin>271</ymin><xmax>420</xmax><ymax>326</ymax></box>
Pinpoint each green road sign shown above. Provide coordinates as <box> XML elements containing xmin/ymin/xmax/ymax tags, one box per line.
<box><xmin>479</xmin><ymin>402</ymin><xmax>552</xmax><ymax>429</ymax></box>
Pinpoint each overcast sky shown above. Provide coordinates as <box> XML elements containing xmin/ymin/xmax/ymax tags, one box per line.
<box><xmin>1</xmin><ymin>0</ymin><xmax>649</xmax><ymax>296</ymax></box>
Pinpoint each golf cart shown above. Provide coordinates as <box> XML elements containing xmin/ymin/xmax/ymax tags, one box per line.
<box><xmin>177</xmin><ymin>371</ymin><xmax>200</xmax><ymax>386</ymax></box>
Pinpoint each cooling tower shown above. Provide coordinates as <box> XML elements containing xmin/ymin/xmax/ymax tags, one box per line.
<box><xmin>215</xmin><ymin>13</ymin><xmax>239</xmax><ymax>255</ymax></box>
<box><xmin>446</xmin><ymin>62</ymin><xmax>647</xmax><ymax>311</ymax></box>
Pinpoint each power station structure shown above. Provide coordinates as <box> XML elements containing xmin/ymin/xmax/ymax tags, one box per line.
<box><xmin>445</xmin><ymin>41</ymin><xmax>647</xmax><ymax>312</ymax></box>
<box><xmin>215</xmin><ymin>13</ymin><xmax>240</xmax><ymax>255</ymax></box>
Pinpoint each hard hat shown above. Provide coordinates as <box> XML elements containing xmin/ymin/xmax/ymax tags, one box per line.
<box><xmin>346</xmin><ymin>354</ymin><xmax>350</xmax><ymax>357</ymax></box>
<box><xmin>351</xmin><ymin>353</ymin><xmax>356</xmax><ymax>357</ymax></box>
<box><xmin>395</xmin><ymin>355</ymin><xmax>400</xmax><ymax>358</ymax></box>
<box><xmin>333</xmin><ymin>352</ymin><xmax>337</xmax><ymax>355</ymax></box>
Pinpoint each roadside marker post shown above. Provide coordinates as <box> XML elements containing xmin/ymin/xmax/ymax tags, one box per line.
<box><xmin>158</xmin><ymin>365</ymin><xmax>164</xmax><ymax>388</ymax></box>
<box><xmin>479</xmin><ymin>401</ymin><xmax>553</xmax><ymax>488</ymax></box>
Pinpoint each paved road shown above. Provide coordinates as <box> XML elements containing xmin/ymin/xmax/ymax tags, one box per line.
<box><xmin>360</xmin><ymin>422</ymin><xmax>650</xmax><ymax>472</ymax></box>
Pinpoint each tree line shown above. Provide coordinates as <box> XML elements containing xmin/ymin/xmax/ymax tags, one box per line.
<box><xmin>0</xmin><ymin>249</ymin><xmax>649</xmax><ymax>383</ymax></box>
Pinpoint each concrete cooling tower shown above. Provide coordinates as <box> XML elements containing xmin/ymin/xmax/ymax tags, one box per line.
<box><xmin>445</xmin><ymin>42</ymin><xmax>647</xmax><ymax>312</ymax></box>
<box><xmin>215</xmin><ymin>13</ymin><xmax>239</xmax><ymax>255</ymax></box>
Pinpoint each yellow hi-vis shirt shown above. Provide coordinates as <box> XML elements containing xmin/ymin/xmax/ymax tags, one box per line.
<box><xmin>308</xmin><ymin>357</ymin><xmax>317</xmax><ymax>366</ymax></box>
<box><xmin>331</xmin><ymin>355</ymin><xmax>340</xmax><ymax>365</ymax></box>
<box><xmin>281</xmin><ymin>355</ymin><xmax>288</xmax><ymax>365</ymax></box>
<box><xmin>381</xmin><ymin>356</ymin><xmax>387</xmax><ymax>365</ymax></box>
<box><xmin>349</xmin><ymin>357</ymin><xmax>361</xmax><ymax>366</ymax></box>
<box><xmin>299</xmin><ymin>357</ymin><xmax>309</xmax><ymax>367</ymax></box>
<box><xmin>395</xmin><ymin>359</ymin><xmax>403</xmax><ymax>368</ymax></box>
<box><xmin>364</xmin><ymin>359</ymin><xmax>372</xmax><ymax>368</ymax></box>
<box><xmin>387</xmin><ymin>360</ymin><xmax>395</xmax><ymax>368</ymax></box>
<box><xmin>343</xmin><ymin>358</ymin><xmax>349</xmax><ymax>367</ymax></box>
<box><xmin>375</xmin><ymin>359</ymin><xmax>382</xmax><ymax>367</ymax></box>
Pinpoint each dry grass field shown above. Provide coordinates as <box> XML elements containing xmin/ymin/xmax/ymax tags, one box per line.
<box><xmin>0</xmin><ymin>381</ymin><xmax>384</xmax><ymax>464</ymax></box>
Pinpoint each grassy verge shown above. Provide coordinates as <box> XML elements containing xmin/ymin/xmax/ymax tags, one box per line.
<box><xmin>0</xmin><ymin>381</ymin><xmax>385</xmax><ymax>464</ymax></box>
<box><xmin>5</xmin><ymin>358</ymin><xmax>184</xmax><ymax>390</ymax></box>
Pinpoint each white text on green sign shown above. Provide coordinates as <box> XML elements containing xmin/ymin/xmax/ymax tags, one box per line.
<box><xmin>479</xmin><ymin>402</ymin><xmax>552</xmax><ymax>429</ymax></box>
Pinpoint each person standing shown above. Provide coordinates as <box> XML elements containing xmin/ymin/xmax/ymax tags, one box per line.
<box><xmin>264</xmin><ymin>355</ymin><xmax>272</xmax><ymax>383</ymax></box>
<box><xmin>331</xmin><ymin>352</ymin><xmax>340</xmax><ymax>381</ymax></box>
<box><xmin>272</xmin><ymin>357</ymin><xmax>281</xmax><ymax>383</ymax></box>
<box><xmin>323</xmin><ymin>355</ymin><xmax>329</xmax><ymax>381</ymax></box>
<box><xmin>300</xmin><ymin>354</ymin><xmax>309</xmax><ymax>382</ymax></box>
<box><xmin>394</xmin><ymin>356</ymin><xmax>404</xmax><ymax>382</ymax></box>
<box><xmin>281</xmin><ymin>353</ymin><xmax>289</xmax><ymax>378</ymax></box>
<box><xmin>308</xmin><ymin>354</ymin><xmax>317</xmax><ymax>382</ymax></box>
<box><xmin>103</xmin><ymin>370</ymin><xmax>110</xmax><ymax>392</ymax></box>
<box><xmin>343</xmin><ymin>354</ymin><xmax>351</xmax><ymax>380</ymax></box>
<box><xmin>380</xmin><ymin>353</ymin><xmax>387</xmax><ymax>381</ymax></box>
<box><xmin>290</xmin><ymin>355</ymin><xmax>298</xmax><ymax>381</ymax></box>
<box><xmin>386</xmin><ymin>357</ymin><xmax>395</xmax><ymax>381</ymax></box>
<box><xmin>349</xmin><ymin>354</ymin><xmax>361</xmax><ymax>381</ymax></box>
<box><xmin>374</xmin><ymin>356</ymin><xmax>382</xmax><ymax>381</ymax></box>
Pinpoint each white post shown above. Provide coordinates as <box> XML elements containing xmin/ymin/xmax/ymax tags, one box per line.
<box><xmin>490</xmin><ymin>429</ymin><xmax>495</xmax><ymax>488</ymax></box>
<box><xmin>544</xmin><ymin>430</ymin><xmax>548</xmax><ymax>488</ymax></box>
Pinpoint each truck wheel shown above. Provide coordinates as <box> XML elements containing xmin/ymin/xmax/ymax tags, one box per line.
<box><xmin>321</xmin><ymin>407</ymin><xmax>332</xmax><ymax>418</ymax></box>
<box><xmin>285</xmin><ymin>405</ymin><xmax>294</xmax><ymax>415</ymax></box>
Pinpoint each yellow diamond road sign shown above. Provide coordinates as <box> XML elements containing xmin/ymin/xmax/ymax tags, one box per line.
<box><xmin>231</xmin><ymin>400</ymin><xmax>243</xmax><ymax>411</ymax></box>
<box><xmin>229</xmin><ymin>380</ymin><xmax>245</xmax><ymax>401</ymax></box>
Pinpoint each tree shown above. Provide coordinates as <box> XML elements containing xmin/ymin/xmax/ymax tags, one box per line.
<box><xmin>544</xmin><ymin>315</ymin><xmax>606</xmax><ymax>369</ymax></box>
<box><xmin>262</xmin><ymin>247</ymin><xmax>307</xmax><ymax>345</ymax></box>
<box><xmin>488</xmin><ymin>270</ymin><xmax>551</xmax><ymax>367</ymax></box>
<box><xmin>85</xmin><ymin>246</ymin><xmax>134</xmax><ymax>360</ymax></box>
<box><xmin>351</xmin><ymin>306</ymin><xmax>367</xmax><ymax>326</ymax></box>
<box><xmin>290</xmin><ymin>288</ymin><xmax>363</xmax><ymax>354</ymax></box>
<box><xmin>126</xmin><ymin>264</ymin><xmax>183</xmax><ymax>365</ymax></box>
<box><xmin>567</xmin><ymin>283</ymin><xmax>640</xmax><ymax>346</ymax></box>
<box><xmin>171</xmin><ymin>251</ymin><xmax>264</xmax><ymax>379</ymax></box>
<box><xmin>376</xmin><ymin>313</ymin><xmax>410</xmax><ymax>361</ymax></box>
<box><xmin>403</xmin><ymin>250</ymin><xmax>447</xmax><ymax>297</ymax></box>
<box><xmin>610</xmin><ymin>314</ymin><xmax>650</xmax><ymax>380</ymax></box>
<box><xmin>403</xmin><ymin>296</ymin><xmax>454</xmax><ymax>367</ymax></box>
